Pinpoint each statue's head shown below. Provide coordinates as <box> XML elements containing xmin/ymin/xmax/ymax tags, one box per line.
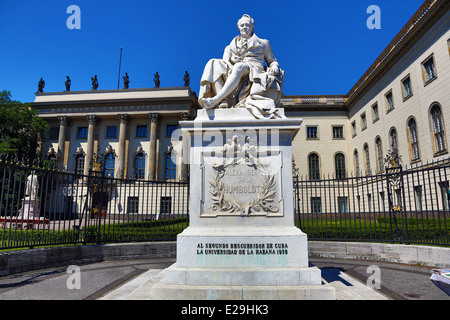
<box><xmin>237</xmin><ymin>14</ymin><xmax>254</xmax><ymax>37</ymax></box>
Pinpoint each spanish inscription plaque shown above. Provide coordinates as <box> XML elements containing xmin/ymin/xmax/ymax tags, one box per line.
<box><xmin>196</xmin><ymin>242</ymin><xmax>289</xmax><ymax>257</ymax></box>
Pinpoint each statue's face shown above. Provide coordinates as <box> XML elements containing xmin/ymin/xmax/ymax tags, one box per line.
<box><xmin>238</xmin><ymin>19</ymin><xmax>253</xmax><ymax>37</ymax></box>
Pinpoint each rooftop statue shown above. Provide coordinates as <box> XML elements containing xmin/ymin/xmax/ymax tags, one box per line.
<box><xmin>65</xmin><ymin>76</ymin><xmax>71</xmax><ymax>91</ymax></box>
<box><xmin>37</xmin><ymin>78</ymin><xmax>45</xmax><ymax>93</ymax></box>
<box><xmin>91</xmin><ymin>75</ymin><xmax>99</xmax><ymax>90</ymax></box>
<box><xmin>184</xmin><ymin>71</ymin><xmax>190</xmax><ymax>87</ymax></box>
<box><xmin>198</xmin><ymin>14</ymin><xmax>284</xmax><ymax>119</ymax></box>
<box><xmin>25</xmin><ymin>171</ymin><xmax>39</xmax><ymax>200</ymax></box>
<box><xmin>123</xmin><ymin>72</ymin><xmax>130</xmax><ymax>89</ymax></box>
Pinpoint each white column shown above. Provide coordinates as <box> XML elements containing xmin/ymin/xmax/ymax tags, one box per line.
<box><xmin>83</xmin><ymin>114</ymin><xmax>97</xmax><ymax>176</ymax></box>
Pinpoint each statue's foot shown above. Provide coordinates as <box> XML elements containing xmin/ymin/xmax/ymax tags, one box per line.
<box><xmin>202</xmin><ymin>97</ymin><xmax>218</xmax><ymax>110</ymax></box>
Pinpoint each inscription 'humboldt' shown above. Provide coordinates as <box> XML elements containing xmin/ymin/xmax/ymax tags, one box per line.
<box><xmin>225</xmin><ymin>168</ymin><xmax>258</xmax><ymax>177</ymax></box>
<box><xmin>223</xmin><ymin>185</ymin><xmax>262</xmax><ymax>194</ymax></box>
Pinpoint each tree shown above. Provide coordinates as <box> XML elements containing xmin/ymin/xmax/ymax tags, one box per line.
<box><xmin>0</xmin><ymin>90</ymin><xmax>49</xmax><ymax>162</ymax></box>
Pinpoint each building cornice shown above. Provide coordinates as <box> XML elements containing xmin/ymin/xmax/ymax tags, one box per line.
<box><xmin>280</xmin><ymin>95</ymin><xmax>348</xmax><ymax>112</ymax></box>
<box><xmin>278</xmin><ymin>1</ymin><xmax>447</xmax><ymax>112</ymax></box>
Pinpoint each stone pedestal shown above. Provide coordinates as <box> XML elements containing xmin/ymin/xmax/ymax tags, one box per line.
<box><xmin>150</xmin><ymin>108</ymin><xmax>336</xmax><ymax>300</ymax></box>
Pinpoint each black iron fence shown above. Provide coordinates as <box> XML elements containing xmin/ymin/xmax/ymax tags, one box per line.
<box><xmin>0</xmin><ymin>157</ymin><xmax>189</xmax><ymax>249</ymax></box>
<box><xmin>294</xmin><ymin>158</ymin><xmax>450</xmax><ymax>246</ymax></box>
<box><xmin>1</xmin><ymin>155</ymin><xmax>449</xmax><ymax>249</ymax></box>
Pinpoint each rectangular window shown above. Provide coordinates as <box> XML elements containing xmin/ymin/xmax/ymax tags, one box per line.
<box><xmin>431</xmin><ymin>105</ymin><xmax>447</xmax><ymax>154</ymax></box>
<box><xmin>448</xmin><ymin>38</ymin><xmax>450</xmax><ymax>57</ymax></box>
<box><xmin>395</xmin><ymin>189</ymin><xmax>402</xmax><ymax>208</ymax></box>
<box><xmin>361</xmin><ymin>113</ymin><xmax>367</xmax><ymax>131</ymax></box>
<box><xmin>75</xmin><ymin>155</ymin><xmax>85</xmax><ymax>175</ymax></box>
<box><xmin>385</xmin><ymin>91</ymin><xmax>394</xmax><ymax>111</ymax></box>
<box><xmin>136</xmin><ymin>125</ymin><xmax>147</xmax><ymax>138</ymax></box>
<box><xmin>351</xmin><ymin>121</ymin><xmax>357</xmax><ymax>137</ymax></box>
<box><xmin>414</xmin><ymin>186</ymin><xmax>422</xmax><ymax>211</ymax></box>
<box><xmin>337</xmin><ymin>197</ymin><xmax>349</xmax><ymax>213</ymax></box>
<box><xmin>310</xmin><ymin>197</ymin><xmax>321</xmax><ymax>214</ymax></box>
<box><xmin>106</xmin><ymin>126</ymin><xmax>117</xmax><ymax>138</ymax></box>
<box><xmin>64</xmin><ymin>196</ymin><xmax>74</xmax><ymax>215</ymax></box>
<box><xmin>49</xmin><ymin>127</ymin><xmax>59</xmax><ymax>140</ymax></box>
<box><xmin>127</xmin><ymin>196</ymin><xmax>139</xmax><ymax>214</ymax></box>
<box><xmin>332</xmin><ymin>126</ymin><xmax>344</xmax><ymax>139</ymax></box>
<box><xmin>372</xmin><ymin>103</ymin><xmax>380</xmax><ymax>121</ymax></box>
<box><xmin>160</xmin><ymin>196</ymin><xmax>172</xmax><ymax>214</ymax></box>
<box><xmin>402</xmin><ymin>76</ymin><xmax>413</xmax><ymax>100</ymax></box>
<box><xmin>439</xmin><ymin>182</ymin><xmax>449</xmax><ymax>210</ymax></box>
<box><xmin>306</xmin><ymin>126</ymin><xmax>318</xmax><ymax>139</ymax></box>
<box><xmin>135</xmin><ymin>154</ymin><xmax>146</xmax><ymax>179</ymax></box>
<box><xmin>167</xmin><ymin>124</ymin><xmax>178</xmax><ymax>137</ymax></box>
<box><xmin>104</xmin><ymin>154</ymin><xmax>115</xmax><ymax>177</ymax></box>
<box><xmin>77</xmin><ymin>127</ymin><xmax>88</xmax><ymax>139</ymax></box>
<box><xmin>379</xmin><ymin>192</ymin><xmax>385</xmax><ymax>211</ymax></box>
<box><xmin>422</xmin><ymin>55</ymin><xmax>437</xmax><ymax>84</ymax></box>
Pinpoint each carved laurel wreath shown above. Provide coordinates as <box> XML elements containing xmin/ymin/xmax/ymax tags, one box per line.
<box><xmin>209</xmin><ymin>158</ymin><xmax>279</xmax><ymax>215</ymax></box>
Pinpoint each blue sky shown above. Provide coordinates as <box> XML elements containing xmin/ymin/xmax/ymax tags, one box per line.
<box><xmin>0</xmin><ymin>0</ymin><xmax>425</xmax><ymax>103</ymax></box>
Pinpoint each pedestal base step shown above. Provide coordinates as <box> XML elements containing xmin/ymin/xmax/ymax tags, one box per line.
<box><xmin>150</xmin><ymin>281</ymin><xmax>336</xmax><ymax>300</ymax></box>
<box><xmin>161</xmin><ymin>264</ymin><xmax>322</xmax><ymax>286</ymax></box>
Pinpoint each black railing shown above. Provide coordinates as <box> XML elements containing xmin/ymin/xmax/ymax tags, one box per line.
<box><xmin>1</xmin><ymin>155</ymin><xmax>449</xmax><ymax>249</ymax></box>
<box><xmin>294</xmin><ymin>158</ymin><xmax>450</xmax><ymax>246</ymax></box>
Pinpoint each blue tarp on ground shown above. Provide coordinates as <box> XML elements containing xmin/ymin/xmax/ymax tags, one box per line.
<box><xmin>430</xmin><ymin>269</ymin><xmax>450</xmax><ymax>296</ymax></box>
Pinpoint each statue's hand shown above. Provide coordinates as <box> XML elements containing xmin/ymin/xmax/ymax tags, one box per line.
<box><xmin>268</xmin><ymin>65</ymin><xmax>279</xmax><ymax>76</ymax></box>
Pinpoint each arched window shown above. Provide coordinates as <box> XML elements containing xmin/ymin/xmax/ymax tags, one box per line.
<box><xmin>407</xmin><ymin>118</ymin><xmax>420</xmax><ymax>161</ymax></box>
<box><xmin>353</xmin><ymin>149</ymin><xmax>360</xmax><ymax>176</ymax></box>
<box><xmin>364</xmin><ymin>144</ymin><xmax>371</xmax><ymax>175</ymax></box>
<box><xmin>430</xmin><ymin>104</ymin><xmax>447</xmax><ymax>154</ymax></box>
<box><xmin>335</xmin><ymin>153</ymin><xmax>346</xmax><ymax>179</ymax></box>
<box><xmin>75</xmin><ymin>154</ymin><xmax>85</xmax><ymax>175</ymax></box>
<box><xmin>165</xmin><ymin>152</ymin><xmax>176</xmax><ymax>180</ymax></box>
<box><xmin>375</xmin><ymin>137</ymin><xmax>384</xmax><ymax>172</ymax></box>
<box><xmin>135</xmin><ymin>153</ymin><xmax>146</xmax><ymax>179</ymax></box>
<box><xmin>104</xmin><ymin>153</ymin><xmax>115</xmax><ymax>177</ymax></box>
<box><xmin>308</xmin><ymin>153</ymin><xmax>320</xmax><ymax>180</ymax></box>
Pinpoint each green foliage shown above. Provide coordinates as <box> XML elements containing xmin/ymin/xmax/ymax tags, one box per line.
<box><xmin>82</xmin><ymin>218</ymin><xmax>189</xmax><ymax>243</ymax></box>
<box><xmin>0</xmin><ymin>218</ymin><xmax>189</xmax><ymax>249</ymax></box>
<box><xmin>296</xmin><ymin>217</ymin><xmax>449</xmax><ymax>244</ymax></box>
<box><xmin>0</xmin><ymin>90</ymin><xmax>49</xmax><ymax>162</ymax></box>
<box><xmin>2</xmin><ymin>216</ymin><xmax>447</xmax><ymax>250</ymax></box>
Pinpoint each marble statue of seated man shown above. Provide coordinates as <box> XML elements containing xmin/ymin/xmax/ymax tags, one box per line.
<box><xmin>198</xmin><ymin>14</ymin><xmax>284</xmax><ymax>119</ymax></box>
